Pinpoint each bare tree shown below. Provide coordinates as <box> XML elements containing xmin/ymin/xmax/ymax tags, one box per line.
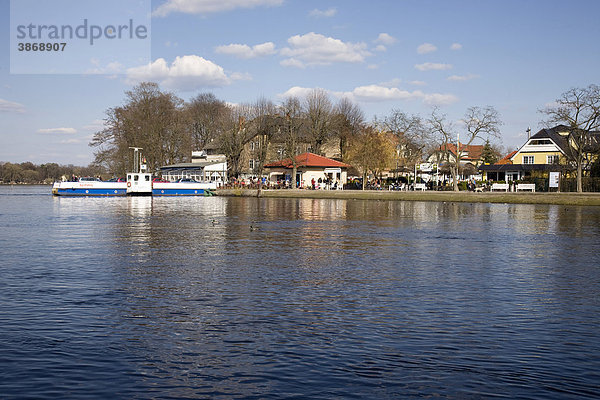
<box><xmin>382</xmin><ymin>110</ymin><xmax>433</xmax><ymax>181</ymax></box>
<box><xmin>279</xmin><ymin>96</ymin><xmax>305</xmax><ymax>188</ymax></box>
<box><xmin>304</xmin><ymin>88</ymin><xmax>333</xmax><ymax>155</ymax></box>
<box><xmin>429</xmin><ymin>106</ymin><xmax>501</xmax><ymax>191</ymax></box>
<box><xmin>218</xmin><ymin>104</ymin><xmax>255</xmax><ymax>179</ymax></box>
<box><xmin>428</xmin><ymin>108</ymin><xmax>456</xmax><ymax>189</ymax></box>
<box><xmin>332</xmin><ymin>97</ymin><xmax>364</xmax><ymax>161</ymax></box>
<box><xmin>90</xmin><ymin>82</ymin><xmax>187</xmax><ymax>175</ymax></box>
<box><xmin>185</xmin><ymin>93</ymin><xmax>228</xmax><ymax>151</ymax></box>
<box><xmin>541</xmin><ymin>84</ymin><xmax>600</xmax><ymax>192</ymax></box>
<box><xmin>247</xmin><ymin>97</ymin><xmax>277</xmax><ymax>187</ymax></box>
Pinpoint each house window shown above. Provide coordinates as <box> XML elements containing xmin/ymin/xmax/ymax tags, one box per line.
<box><xmin>250</xmin><ymin>142</ymin><xmax>255</xmax><ymax>151</ymax></box>
<box><xmin>249</xmin><ymin>159</ymin><xmax>255</xmax><ymax>170</ymax></box>
<box><xmin>530</xmin><ymin>139</ymin><xmax>552</xmax><ymax>145</ymax></box>
<box><xmin>547</xmin><ymin>155</ymin><xmax>559</xmax><ymax>164</ymax></box>
<box><xmin>523</xmin><ymin>155</ymin><xmax>534</xmax><ymax>164</ymax></box>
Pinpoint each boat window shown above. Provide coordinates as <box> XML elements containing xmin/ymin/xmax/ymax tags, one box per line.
<box><xmin>134</xmin><ymin>175</ymin><xmax>139</xmax><ymax>181</ymax></box>
<box><xmin>145</xmin><ymin>175</ymin><xmax>150</xmax><ymax>181</ymax></box>
<box><xmin>127</xmin><ymin>175</ymin><xmax>131</xmax><ymax>180</ymax></box>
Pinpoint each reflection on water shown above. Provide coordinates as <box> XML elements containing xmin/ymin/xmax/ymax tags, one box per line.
<box><xmin>1</xmin><ymin>186</ymin><xmax>600</xmax><ymax>399</ymax></box>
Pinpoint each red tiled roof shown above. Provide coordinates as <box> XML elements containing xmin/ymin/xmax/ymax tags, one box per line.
<box><xmin>264</xmin><ymin>152</ymin><xmax>350</xmax><ymax>169</ymax></box>
<box><xmin>437</xmin><ymin>143</ymin><xmax>484</xmax><ymax>161</ymax></box>
<box><xmin>495</xmin><ymin>150</ymin><xmax>517</xmax><ymax>165</ymax></box>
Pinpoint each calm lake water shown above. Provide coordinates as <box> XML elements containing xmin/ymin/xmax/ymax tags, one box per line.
<box><xmin>1</xmin><ymin>185</ymin><xmax>599</xmax><ymax>399</ymax></box>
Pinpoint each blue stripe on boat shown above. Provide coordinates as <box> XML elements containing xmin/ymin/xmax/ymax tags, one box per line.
<box><xmin>55</xmin><ymin>188</ymin><xmax>127</xmax><ymax>196</ymax></box>
<box><xmin>152</xmin><ymin>189</ymin><xmax>206</xmax><ymax>196</ymax></box>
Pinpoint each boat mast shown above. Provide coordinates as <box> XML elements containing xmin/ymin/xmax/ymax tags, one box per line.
<box><xmin>129</xmin><ymin>147</ymin><xmax>143</xmax><ymax>173</ymax></box>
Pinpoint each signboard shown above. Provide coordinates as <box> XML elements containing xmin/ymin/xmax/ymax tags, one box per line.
<box><xmin>549</xmin><ymin>171</ymin><xmax>560</xmax><ymax>188</ymax></box>
<box><xmin>419</xmin><ymin>163</ymin><xmax>434</xmax><ymax>172</ymax></box>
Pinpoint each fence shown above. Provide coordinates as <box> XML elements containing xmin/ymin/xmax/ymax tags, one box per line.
<box><xmin>526</xmin><ymin>177</ymin><xmax>600</xmax><ymax>192</ymax></box>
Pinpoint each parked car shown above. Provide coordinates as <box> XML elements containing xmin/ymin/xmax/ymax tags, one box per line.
<box><xmin>107</xmin><ymin>177</ymin><xmax>125</xmax><ymax>182</ymax></box>
<box><xmin>175</xmin><ymin>178</ymin><xmax>198</xmax><ymax>183</ymax></box>
<box><xmin>152</xmin><ymin>177</ymin><xmax>169</xmax><ymax>183</ymax></box>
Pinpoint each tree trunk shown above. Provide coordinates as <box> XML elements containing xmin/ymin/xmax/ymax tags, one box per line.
<box><xmin>452</xmin><ymin>166</ymin><xmax>459</xmax><ymax>191</ymax></box>
<box><xmin>577</xmin><ymin>162</ymin><xmax>583</xmax><ymax>193</ymax></box>
<box><xmin>292</xmin><ymin>164</ymin><xmax>297</xmax><ymax>189</ymax></box>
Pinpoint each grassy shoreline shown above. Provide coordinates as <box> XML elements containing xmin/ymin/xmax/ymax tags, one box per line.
<box><xmin>215</xmin><ymin>188</ymin><xmax>600</xmax><ymax>206</ymax></box>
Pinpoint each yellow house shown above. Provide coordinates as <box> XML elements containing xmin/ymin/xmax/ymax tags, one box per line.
<box><xmin>480</xmin><ymin>125</ymin><xmax>569</xmax><ymax>181</ymax></box>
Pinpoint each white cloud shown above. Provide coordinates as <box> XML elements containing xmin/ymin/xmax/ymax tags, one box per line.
<box><xmin>447</xmin><ymin>74</ymin><xmax>479</xmax><ymax>81</ymax></box>
<box><xmin>215</xmin><ymin>42</ymin><xmax>276</xmax><ymax>59</ymax></box>
<box><xmin>309</xmin><ymin>7</ymin><xmax>337</xmax><ymax>18</ymax></box>
<box><xmin>409</xmin><ymin>80</ymin><xmax>427</xmax><ymax>86</ymax></box>
<box><xmin>279</xmin><ymin>86</ymin><xmax>319</xmax><ymax>99</ymax></box>
<box><xmin>373</xmin><ymin>44</ymin><xmax>387</xmax><ymax>52</ymax></box>
<box><xmin>367</xmin><ymin>64</ymin><xmax>379</xmax><ymax>70</ymax></box>
<box><xmin>280</xmin><ymin>32</ymin><xmax>371</xmax><ymax>67</ymax></box>
<box><xmin>415</xmin><ymin>62</ymin><xmax>452</xmax><ymax>71</ymax></box>
<box><xmin>375</xmin><ymin>33</ymin><xmax>397</xmax><ymax>45</ymax></box>
<box><xmin>417</xmin><ymin>43</ymin><xmax>437</xmax><ymax>54</ymax></box>
<box><xmin>421</xmin><ymin>93</ymin><xmax>459</xmax><ymax>106</ymax></box>
<box><xmin>450</xmin><ymin>43</ymin><xmax>463</xmax><ymax>50</ymax></box>
<box><xmin>153</xmin><ymin>0</ymin><xmax>283</xmax><ymax>17</ymax></box>
<box><xmin>37</xmin><ymin>127</ymin><xmax>77</xmax><ymax>134</ymax></box>
<box><xmin>279</xmin><ymin>58</ymin><xmax>305</xmax><ymax>68</ymax></box>
<box><xmin>0</xmin><ymin>98</ymin><xmax>25</xmax><ymax>113</ymax></box>
<box><xmin>280</xmin><ymin>84</ymin><xmax>458</xmax><ymax>106</ymax></box>
<box><xmin>341</xmin><ymin>85</ymin><xmax>458</xmax><ymax>105</ymax></box>
<box><xmin>343</xmin><ymin>85</ymin><xmax>416</xmax><ymax>102</ymax></box>
<box><xmin>126</xmin><ymin>55</ymin><xmax>232</xmax><ymax>91</ymax></box>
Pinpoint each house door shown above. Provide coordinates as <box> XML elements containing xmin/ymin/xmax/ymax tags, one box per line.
<box><xmin>506</xmin><ymin>172</ymin><xmax>519</xmax><ymax>181</ymax></box>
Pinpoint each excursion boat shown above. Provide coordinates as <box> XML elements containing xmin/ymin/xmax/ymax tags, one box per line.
<box><xmin>52</xmin><ymin>148</ymin><xmax>217</xmax><ymax>197</ymax></box>
<box><xmin>51</xmin><ymin>177</ymin><xmax>127</xmax><ymax>196</ymax></box>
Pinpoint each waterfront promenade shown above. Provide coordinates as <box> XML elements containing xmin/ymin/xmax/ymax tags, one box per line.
<box><xmin>215</xmin><ymin>188</ymin><xmax>600</xmax><ymax>206</ymax></box>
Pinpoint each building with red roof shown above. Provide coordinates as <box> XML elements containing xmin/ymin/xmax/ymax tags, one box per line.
<box><xmin>263</xmin><ymin>152</ymin><xmax>350</xmax><ymax>188</ymax></box>
<box><xmin>427</xmin><ymin>142</ymin><xmax>485</xmax><ymax>167</ymax></box>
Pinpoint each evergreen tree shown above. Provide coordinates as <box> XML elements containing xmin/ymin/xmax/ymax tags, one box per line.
<box><xmin>481</xmin><ymin>139</ymin><xmax>499</xmax><ymax>164</ymax></box>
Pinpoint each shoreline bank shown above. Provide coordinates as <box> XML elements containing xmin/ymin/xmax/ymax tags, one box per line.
<box><xmin>214</xmin><ymin>188</ymin><xmax>600</xmax><ymax>206</ymax></box>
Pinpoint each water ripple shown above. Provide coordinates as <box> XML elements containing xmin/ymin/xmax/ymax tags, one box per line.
<box><xmin>1</xmin><ymin>188</ymin><xmax>600</xmax><ymax>398</ymax></box>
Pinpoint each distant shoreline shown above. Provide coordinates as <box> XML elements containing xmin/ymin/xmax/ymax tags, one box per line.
<box><xmin>215</xmin><ymin>188</ymin><xmax>600</xmax><ymax>206</ymax></box>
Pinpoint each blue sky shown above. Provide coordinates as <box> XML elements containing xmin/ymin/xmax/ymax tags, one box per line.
<box><xmin>1</xmin><ymin>0</ymin><xmax>599</xmax><ymax>165</ymax></box>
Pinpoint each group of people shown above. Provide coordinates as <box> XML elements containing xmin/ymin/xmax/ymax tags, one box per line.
<box><xmin>310</xmin><ymin>177</ymin><xmax>339</xmax><ymax>190</ymax></box>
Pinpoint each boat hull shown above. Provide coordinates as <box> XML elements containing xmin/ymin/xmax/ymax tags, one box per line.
<box><xmin>52</xmin><ymin>182</ymin><xmax>127</xmax><ymax>196</ymax></box>
<box><xmin>152</xmin><ymin>182</ymin><xmax>216</xmax><ymax>196</ymax></box>
<box><xmin>52</xmin><ymin>181</ymin><xmax>217</xmax><ymax>196</ymax></box>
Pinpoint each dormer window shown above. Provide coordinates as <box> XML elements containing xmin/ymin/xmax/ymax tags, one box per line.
<box><xmin>529</xmin><ymin>139</ymin><xmax>552</xmax><ymax>145</ymax></box>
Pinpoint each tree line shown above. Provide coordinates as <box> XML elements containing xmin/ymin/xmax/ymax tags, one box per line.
<box><xmin>89</xmin><ymin>82</ymin><xmax>508</xmax><ymax>190</ymax></box>
<box><xmin>88</xmin><ymin>82</ymin><xmax>600</xmax><ymax>192</ymax></box>
<box><xmin>0</xmin><ymin>161</ymin><xmax>104</xmax><ymax>184</ymax></box>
